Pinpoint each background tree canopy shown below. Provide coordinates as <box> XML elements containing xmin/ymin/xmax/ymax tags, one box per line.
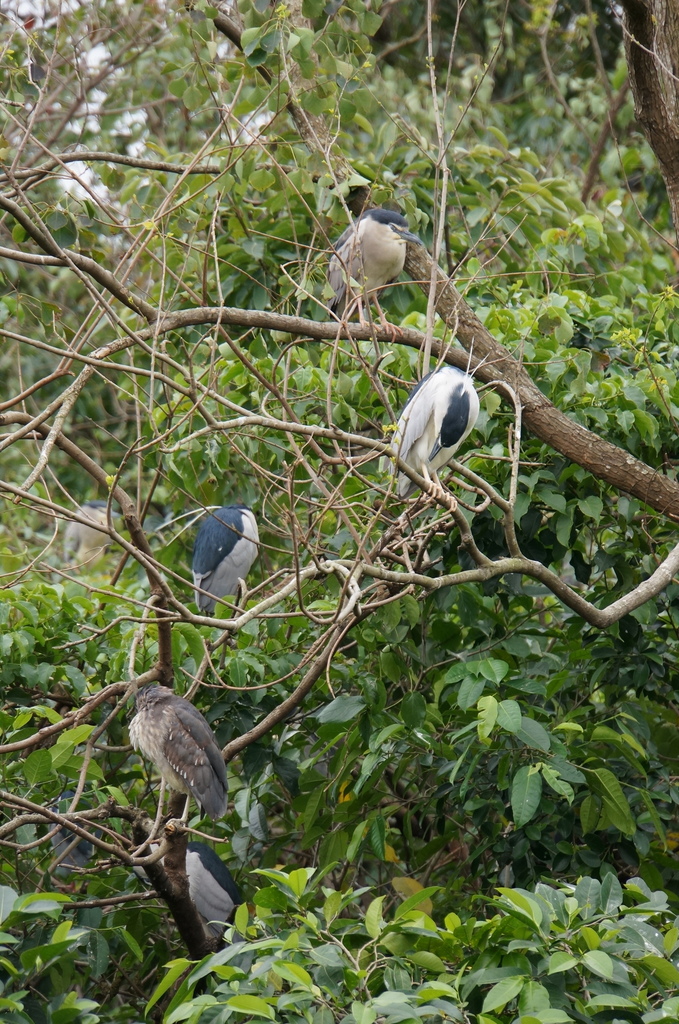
<box><xmin>2</xmin><ymin>0</ymin><xmax>679</xmax><ymax>1021</ymax></box>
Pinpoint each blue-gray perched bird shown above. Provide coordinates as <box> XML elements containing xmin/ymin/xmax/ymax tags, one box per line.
<box><xmin>135</xmin><ymin>842</ymin><xmax>242</xmax><ymax>939</ymax></box>
<box><xmin>185</xmin><ymin>843</ymin><xmax>242</xmax><ymax>937</ymax></box>
<box><xmin>63</xmin><ymin>500</ymin><xmax>110</xmax><ymax>566</ymax></box>
<box><xmin>129</xmin><ymin>686</ymin><xmax>228</xmax><ymax>821</ymax></box>
<box><xmin>328</xmin><ymin>208</ymin><xmax>423</xmax><ymax>322</ymax></box>
<box><xmin>192</xmin><ymin>505</ymin><xmax>258</xmax><ymax>614</ymax></box>
<box><xmin>392</xmin><ymin>366</ymin><xmax>480</xmax><ymax>498</ymax></box>
<box><xmin>49</xmin><ymin>791</ymin><xmax>93</xmax><ymax>874</ymax></box>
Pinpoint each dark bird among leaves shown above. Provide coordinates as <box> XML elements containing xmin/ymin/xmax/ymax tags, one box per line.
<box><xmin>192</xmin><ymin>505</ymin><xmax>258</xmax><ymax>614</ymax></box>
<box><xmin>135</xmin><ymin>841</ymin><xmax>242</xmax><ymax>939</ymax></box>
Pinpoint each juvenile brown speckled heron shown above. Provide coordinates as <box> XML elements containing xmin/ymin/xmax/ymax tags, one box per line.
<box><xmin>129</xmin><ymin>686</ymin><xmax>228</xmax><ymax>822</ymax></box>
<box><xmin>328</xmin><ymin>207</ymin><xmax>423</xmax><ymax>328</ymax></box>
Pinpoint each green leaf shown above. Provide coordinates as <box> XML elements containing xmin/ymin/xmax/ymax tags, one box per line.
<box><xmin>228</xmin><ymin>995</ymin><xmax>275</xmax><ymax>1019</ymax></box>
<box><xmin>394</xmin><ymin>886</ymin><xmax>441</xmax><ymax>920</ymax></box>
<box><xmin>346</xmin><ymin>820</ymin><xmax>368</xmax><ymax>861</ymax></box>
<box><xmin>273</xmin><ymin>961</ymin><xmax>314</xmax><ymax>989</ymax></box>
<box><xmin>579</xmin><ymin>793</ymin><xmax>601</xmax><ymax>834</ymax></box>
<box><xmin>482</xmin><ymin>976</ymin><xmax>524</xmax><ymax>1012</ymax></box>
<box><xmin>401</xmin><ymin>691</ymin><xmax>426</xmax><ymax>727</ymax></box>
<box><xmin>496</xmin><ymin>888</ymin><xmax>543</xmax><ymax>928</ymax></box>
<box><xmin>302</xmin><ymin>0</ymin><xmax>326</xmax><ymax>15</ymax></box>
<box><xmin>640</xmin><ymin>789</ymin><xmax>666</xmax><ymax>845</ymax></box>
<box><xmin>173</xmin><ymin>622</ymin><xmax>204</xmax><ymax>666</ymax></box>
<box><xmin>600</xmin><ymin>872</ymin><xmax>623</xmax><ymax>914</ymax></box>
<box><xmin>574</xmin><ymin>876</ymin><xmax>601</xmax><ymax>918</ymax></box>
<box><xmin>302</xmin><ymin>786</ymin><xmax>325</xmax><ymax>834</ymax></box>
<box><xmin>548</xmin><ymin>951</ymin><xmax>578</xmax><ymax>974</ymax></box>
<box><xmin>119</xmin><ymin>928</ymin><xmax>143</xmax><ymax>962</ymax></box>
<box><xmin>407</xmin><ymin>950</ymin><xmax>446</xmax><ymax>972</ymax></box>
<box><xmin>369</xmin><ymin>816</ymin><xmax>385</xmax><ymax>860</ymax></box>
<box><xmin>640</xmin><ymin>954</ymin><xmax>679</xmax><ymax>986</ymax></box>
<box><xmin>361</xmin><ymin>10</ymin><xmax>383</xmax><ymax>34</ymax></box>
<box><xmin>586</xmin><ymin>994</ymin><xmax>635</xmax><ymax>1009</ymax></box>
<box><xmin>478</xmin><ymin>658</ymin><xmax>509</xmax><ymax>683</ymax></box>
<box><xmin>0</xmin><ymin>887</ymin><xmax>17</xmax><ymax>925</ymax></box>
<box><xmin>365</xmin><ymin>896</ymin><xmax>385</xmax><ymax>939</ymax></box>
<box><xmin>241</xmin><ymin>27</ymin><xmax>263</xmax><ymax>55</ymax></box>
<box><xmin>315</xmin><ymin>695</ymin><xmax>365</xmax><ymax>724</ymax></box>
<box><xmin>458</xmin><ymin>677</ymin><xmax>485</xmax><ymax>709</ymax></box>
<box><xmin>323</xmin><ymin>890</ymin><xmax>342</xmax><ymax>925</ymax></box>
<box><xmin>254</xmin><ymin>887</ymin><xmax>289</xmax><ymax>911</ymax></box>
<box><xmin>477</xmin><ymin>695</ymin><xmax>498</xmax><ymax>744</ymax></box>
<box><xmin>182</xmin><ymin>85</ymin><xmax>206</xmax><ymax>111</ymax></box>
<box><xmin>250</xmin><ymin>168</ymin><xmax>276</xmax><ymax>191</ymax></box>
<box><xmin>585</xmin><ymin>767</ymin><xmax>636</xmax><ymax>836</ymax></box>
<box><xmin>351</xmin><ymin>1002</ymin><xmax>376</xmax><ymax>1024</ymax></box>
<box><xmin>287</xmin><ymin>868</ymin><xmax>313</xmax><ymax>897</ymax></box>
<box><xmin>578</xmin><ymin>495</ymin><xmax>603</xmax><ymax>521</ymax></box>
<box><xmin>497</xmin><ymin>699</ymin><xmax>521</xmax><ymax>733</ymax></box>
<box><xmin>145</xmin><ymin>958</ymin><xmax>191</xmax><ymax>1014</ymax></box>
<box><xmin>23</xmin><ymin>748</ymin><xmax>52</xmax><ymax>785</ymax></box>
<box><xmin>541</xmin><ymin>765</ymin><xmax>573</xmax><ymax>802</ymax></box>
<box><xmin>511</xmin><ymin>766</ymin><xmax>543</xmax><ymax>828</ymax></box>
<box><xmin>516</xmin><ymin>717</ymin><xmax>551</xmax><ymax>752</ymax></box>
<box><xmin>581</xmin><ymin>949</ymin><xmax>613</xmax><ymax>979</ymax></box>
<box><xmin>234</xmin><ymin>903</ymin><xmax>249</xmax><ymax>936</ymax></box>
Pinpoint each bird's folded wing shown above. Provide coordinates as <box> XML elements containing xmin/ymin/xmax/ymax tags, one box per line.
<box><xmin>167</xmin><ymin>705</ymin><xmax>228</xmax><ymax>796</ymax></box>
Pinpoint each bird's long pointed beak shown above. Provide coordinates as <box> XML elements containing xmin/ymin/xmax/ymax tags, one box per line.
<box><xmin>402</xmin><ymin>230</ymin><xmax>424</xmax><ymax>246</ymax></box>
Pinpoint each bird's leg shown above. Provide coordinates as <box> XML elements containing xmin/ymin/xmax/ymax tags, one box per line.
<box><xmin>335</xmin><ymin>292</ymin><xmax>362</xmax><ymax>335</ymax></box>
<box><xmin>219</xmin><ymin>579</ymin><xmax>244</xmax><ymax>668</ymax></box>
<box><xmin>148</xmin><ymin>779</ymin><xmax>166</xmax><ymax>840</ymax></box>
<box><xmin>354</xmin><ymin>292</ymin><xmax>367</xmax><ymax>326</ymax></box>
<box><xmin>371</xmin><ymin>293</ymin><xmax>404</xmax><ymax>342</ymax></box>
<box><xmin>422</xmin><ymin>467</ymin><xmax>457</xmax><ymax>510</ymax></box>
<box><xmin>180</xmin><ymin>794</ymin><xmax>191</xmax><ymax>824</ymax></box>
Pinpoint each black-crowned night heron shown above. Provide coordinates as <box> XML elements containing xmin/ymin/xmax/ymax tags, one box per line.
<box><xmin>63</xmin><ymin>500</ymin><xmax>110</xmax><ymax>566</ymax></box>
<box><xmin>392</xmin><ymin>366</ymin><xmax>480</xmax><ymax>498</ymax></box>
<box><xmin>49</xmin><ymin>792</ymin><xmax>93</xmax><ymax>874</ymax></box>
<box><xmin>185</xmin><ymin>842</ymin><xmax>242</xmax><ymax>938</ymax></box>
<box><xmin>328</xmin><ymin>208</ymin><xmax>423</xmax><ymax>326</ymax></box>
<box><xmin>135</xmin><ymin>842</ymin><xmax>242</xmax><ymax>939</ymax></box>
<box><xmin>129</xmin><ymin>686</ymin><xmax>228</xmax><ymax>821</ymax></box>
<box><xmin>192</xmin><ymin>505</ymin><xmax>258</xmax><ymax>614</ymax></box>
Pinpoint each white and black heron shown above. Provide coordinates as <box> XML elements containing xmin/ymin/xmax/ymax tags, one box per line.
<box><xmin>192</xmin><ymin>505</ymin><xmax>258</xmax><ymax>614</ymax></box>
<box><xmin>135</xmin><ymin>841</ymin><xmax>242</xmax><ymax>939</ymax></box>
<box><xmin>392</xmin><ymin>365</ymin><xmax>480</xmax><ymax>498</ymax></box>
<box><xmin>48</xmin><ymin>791</ymin><xmax>93</xmax><ymax>875</ymax></box>
<box><xmin>183</xmin><ymin>843</ymin><xmax>242</xmax><ymax>938</ymax></box>
<box><xmin>63</xmin><ymin>500</ymin><xmax>110</xmax><ymax>566</ymax></box>
<box><xmin>328</xmin><ymin>207</ymin><xmax>423</xmax><ymax>328</ymax></box>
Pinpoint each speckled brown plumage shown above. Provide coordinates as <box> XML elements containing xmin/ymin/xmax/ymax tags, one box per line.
<box><xmin>129</xmin><ymin>685</ymin><xmax>228</xmax><ymax>820</ymax></box>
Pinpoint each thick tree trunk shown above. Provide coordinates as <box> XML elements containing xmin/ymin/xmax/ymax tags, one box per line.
<box><xmin>620</xmin><ymin>0</ymin><xmax>679</xmax><ymax>247</ymax></box>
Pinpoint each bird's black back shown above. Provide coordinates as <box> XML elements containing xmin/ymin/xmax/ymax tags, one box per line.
<box><xmin>192</xmin><ymin>505</ymin><xmax>250</xmax><ymax>576</ymax></box>
<box><xmin>439</xmin><ymin>381</ymin><xmax>472</xmax><ymax>450</ymax></box>
<box><xmin>188</xmin><ymin>842</ymin><xmax>242</xmax><ymax>908</ymax></box>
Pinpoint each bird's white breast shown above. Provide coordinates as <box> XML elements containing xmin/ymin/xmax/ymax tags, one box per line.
<box><xmin>360</xmin><ymin>223</ymin><xmax>407</xmax><ymax>292</ymax></box>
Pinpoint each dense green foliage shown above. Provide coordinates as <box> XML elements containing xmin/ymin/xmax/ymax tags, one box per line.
<box><xmin>1</xmin><ymin>0</ymin><xmax>679</xmax><ymax>1021</ymax></box>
